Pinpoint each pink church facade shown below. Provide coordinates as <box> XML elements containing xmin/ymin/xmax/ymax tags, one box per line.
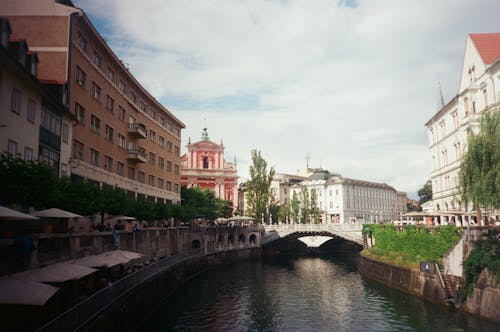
<box><xmin>180</xmin><ymin>129</ymin><xmax>239</xmax><ymax>212</ymax></box>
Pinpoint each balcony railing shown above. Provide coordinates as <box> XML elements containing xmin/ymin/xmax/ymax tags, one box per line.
<box><xmin>127</xmin><ymin>147</ymin><xmax>146</xmax><ymax>163</ymax></box>
<box><xmin>127</xmin><ymin>123</ymin><xmax>147</xmax><ymax>139</ymax></box>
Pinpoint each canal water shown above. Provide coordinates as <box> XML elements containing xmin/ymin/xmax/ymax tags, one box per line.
<box><xmin>145</xmin><ymin>255</ymin><xmax>499</xmax><ymax>331</ymax></box>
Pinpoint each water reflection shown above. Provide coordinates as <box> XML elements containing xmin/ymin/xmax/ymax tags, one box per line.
<box><xmin>144</xmin><ymin>255</ymin><xmax>499</xmax><ymax>332</ymax></box>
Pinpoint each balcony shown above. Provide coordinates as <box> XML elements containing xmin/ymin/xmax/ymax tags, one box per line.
<box><xmin>127</xmin><ymin>147</ymin><xmax>147</xmax><ymax>163</ymax></box>
<box><xmin>127</xmin><ymin>123</ymin><xmax>147</xmax><ymax>139</ymax></box>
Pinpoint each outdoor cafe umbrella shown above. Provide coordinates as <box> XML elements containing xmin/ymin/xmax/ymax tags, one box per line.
<box><xmin>0</xmin><ymin>205</ymin><xmax>39</xmax><ymax>221</ymax></box>
<box><xmin>30</xmin><ymin>208</ymin><xmax>82</xmax><ymax>218</ymax></box>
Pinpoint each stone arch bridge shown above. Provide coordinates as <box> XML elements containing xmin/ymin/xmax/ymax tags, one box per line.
<box><xmin>261</xmin><ymin>224</ymin><xmax>364</xmax><ymax>246</ymax></box>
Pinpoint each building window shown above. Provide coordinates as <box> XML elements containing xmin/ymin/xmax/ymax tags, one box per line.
<box><xmin>159</xmin><ymin>117</ymin><xmax>165</xmax><ymax>126</ymax></box>
<box><xmin>167</xmin><ymin>161</ymin><xmax>172</xmax><ymax>172</ymax></box>
<box><xmin>167</xmin><ymin>141</ymin><xmax>173</xmax><ymax>152</ymax></box>
<box><xmin>158</xmin><ymin>157</ymin><xmax>164</xmax><ymax>169</ymax></box>
<box><xmin>92</xmin><ymin>82</ymin><xmax>101</xmax><ymax>102</ymax></box>
<box><xmin>472</xmin><ymin>101</ymin><xmax>477</xmax><ymax>113</ymax></box>
<box><xmin>104</xmin><ymin>155</ymin><xmax>113</xmax><ymax>172</ymax></box>
<box><xmin>439</xmin><ymin>120</ymin><xmax>446</xmax><ymax>139</ymax></box>
<box><xmin>40</xmin><ymin>105</ymin><xmax>61</xmax><ymax>136</ymax></box>
<box><xmin>128</xmin><ymin>167</ymin><xmax>135</xmax><ymax>180</ymax></box>
<box><xmin>90</xmin><ymin>115</ymin><xmax>101</xmax><ymax>134</ymax></box>
<box><xmin>39</xmin><ymin>146</ymin><xmax>60</xmax><ymax>170</ymax></box>
<box><xmin>7</xmin><ymin>140</ymin><xmax>18</xmax><ymax>155</ymax></box>
<box><xmin>24</xmin><ymin>147</ymin><xmax>33</xmax><ymax>161</ymax></box>
<box><xmin>166</xmin><ymin>181</ymin><xmax>172</xmax><ymax>191</ymax></box>
<box><xmin>174</xmin><ymin>145</ymin><xmax>180</xmax><ymax>156</ymax></box>
<box><xmin>140</xmin><ymin>101</ymin><xmax>146</xmax><ymax>111</ymax></box>
<box><xmin>203</xmin><ymin>156</ymin><xmax>209</xmax><ymax>169</ymax></box>
<box><xmin>158</xmin><ymin>178</ymin><xmax>164</xmax><ymax>189</ymax></box>
<box><xmin>117</xmin><ymin>162</ymin><xmax>124</xmax><ymax>176</ymax></box>
<box><xmin>149</xmin><ymin>108</ymin><xmax>156</xmax><ymax>120</ymax></box>
<box><xmin>452</xmin><ymin>111</ymin><xmax>458</xmax><ymax>129</ymax></box>
<box><xmin>105</xmin><ymin>125</ymin><xmax>114</xmax><ymax>142</ymax></box>
<box><xmin>149</xmin><ymin>152</ymin><xmax>156</xmax><ymax>165</ymax></box>
<box><xmin>149</xmin><ymin>130</ymin><xmax>156</xmax><ymax>143</ymax></box>
<box><xmin>118</xmin><ymin>133</ymin><xmax>126</xmax><ymax>149</ymax></box>
<box><xmin>174</xmin><ymin>184</ymin><xmax>179</xmax><ymax>193</ymax></box>
<box><xmin>106</xmin><ymin>65</ymin><xmax>115</xmax><ymax>82</ymax></box>
<box><xmin>138</xmin><ymin>171</ymin><xmax>145</xmax><ymax>183</ymax></box>
<box><xmin>93</xmin><ymin>51</ymin><xmax>102</xmax><ymax>68</ymax></box>
<box><xmin>464</xmin><ymin>97</ymin><xmax>469</xmax><ymax>117</ymax></box>
<box><xmin>62</xmin><ymin>123</ymin><xmax>69</xmax><ymax>144</ymax></box>
<box><xmin>174</xmin><ymin>164</ymin><xmax>180</xmax><ymax>174</ymax></box>
<box><xmin>148</xmin><ymin>175</ymin><xmax>155</xmax><ymax>186</ymax></box>
<box><xmin>90</xmin><ymin>148</ymin><xmax>99</xmax><ymax>166</ymax></box>
<box><xmin>11</xmin><ymin>88</ymin><xmax>21</xmax><ymax>114</ymax></box>
<box><xmin>118</xmin><ymin>106</ymin><xmax>126</xmax><ymax>122</ymax></box>
<box><xmin>131</xmin><ymin>92</ymin><xmax>136</xmax><ymax>103</ymax></box>
<box><xmin>106</xmin><ymin>95</ymin><xmax>114</xmax><ymax>112</ymax></box>
<box><xmin>118</xmin><ymin>80</ymin><xmax>126</xmax><ymax>93</ymax></box>
<box><xmin>76</xmin><ymin>66</ymin><xmax>86</xmax><ymax>87</ymax></box>
<box><xmin>72</xmin><ymin>139</ymin><xmax>84</xmax><ymax>160</ymax></box>
<box><xmin>75</xmin><ymin>102</ymin><xmax>85</xmax><ymax>125</ymax></box>
<box><xmin>77</xmin><ymin>31</ymin><xmax>87</xmax><ymax>52</ymax></box>
<box><xmin>27</xmin><ymin>98</ymin><xmax>36</xmax><ymax>123</ymax></box>
<box><xmin>159</xmin><ymin>136</ymin><xmax>165</xmax><ymax>147</ymax></box>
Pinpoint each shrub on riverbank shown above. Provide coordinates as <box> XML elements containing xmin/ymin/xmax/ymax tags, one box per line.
<box><xmin>362</xmin><ymin>224</ymin><xmax>461</xmax><ymax>270</ymax></box>
<box><xmin>461</xmin><ymin>228</ymin><xmax>500</xmax><ymax>301</ymax></box>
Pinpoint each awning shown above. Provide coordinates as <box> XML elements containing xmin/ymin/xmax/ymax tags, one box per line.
<box><xmin>0</xmin><ymin>205</ymin><xmax>39</xmax><ymax>221</ymax></box>
<box><xmin>228</xmin><ymin>216</ymin><xmax>254</xmax><ymax>221</ymax></box>
<box><xmin>72</xmin><ymin>250</ymin><xmax>143</xmax><ymax>268</ymax></box>
<box><xmin>13</xmin><ymin>262</ymin><xmax>97</xmax><ymax>283</ymax></box>
<box><xmin>0</xmin><ymin>276</ymin><xmax>59</xmax><ymax>306</ymax></box>
<box><xmin>30</xmin><ymin>208</ymin><xmax>82</xmax><ymax>219</ymax></box>
<box><xmin>111</xmin><ymin>215</ymin><xmax>136</xmax><ymax>221</ymax></box>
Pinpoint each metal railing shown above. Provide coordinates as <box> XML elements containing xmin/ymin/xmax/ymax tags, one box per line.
<box><xmin>37</xmin><ymin>249</ymin><xmax>202</xmax><ymax>332</ymax></box>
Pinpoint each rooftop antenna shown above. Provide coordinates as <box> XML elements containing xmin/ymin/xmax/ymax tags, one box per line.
<box><xmin>305</xmin><ymin>153</ymin><xmax>310</xmax><ymax>169</ymax></box>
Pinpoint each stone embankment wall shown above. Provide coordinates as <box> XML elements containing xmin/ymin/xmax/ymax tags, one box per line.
<box><xmin>358</xmin><ymin>255</ymin><xmax>447</xmax><ymax>304</ymax></box>
<box><xmin>86</xmin><ymin>248</ymin><xmax>261</xmax><ymax>332</ymax></box>
<box><xmin>460</xmin><ymin>269</ymin><xmax>500</xmax><ymax>323</ymax></box>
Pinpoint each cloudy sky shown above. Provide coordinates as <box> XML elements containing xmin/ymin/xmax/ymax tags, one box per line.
<box><xmin>74</xmin><ymin>0</ymin><xmax>500</xmax><ymax>197</ymax></box>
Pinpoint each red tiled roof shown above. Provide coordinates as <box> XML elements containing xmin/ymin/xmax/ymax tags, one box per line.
<box><xmin>470</xmin><ymin>33</ymin><xmax>500</xmax><ymax>65</ymax></box>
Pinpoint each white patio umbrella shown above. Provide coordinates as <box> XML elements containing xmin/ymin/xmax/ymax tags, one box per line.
<box><xmin>0</xmin><ymin>205</ymin><xmax>39</xmax><ymax>220</ymax></box>
<box><xmin>30</xmin><ymin>208</ymin><xmax>82</xmax><ymax>218</ymax></box>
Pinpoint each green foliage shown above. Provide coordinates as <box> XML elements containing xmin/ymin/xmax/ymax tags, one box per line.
<box><xmin>278</xmin><ymin>203</ymin><xmax>291</xmax><ymax>224</ymax></box>
<box><xmin>246</xmin><ymin>150</ymin><xmax>275</xmax><ymax>223</ymax></box>
<box><xmin>461</xmin><ymin>229</ymin><xmax>500</xmax><ymax>301</ymax></box>
<box><xmin>290</xmin><ymin>191</ymin><xmax>300</xmax><ymax>223</ymax></box>
<box><xmin>310</xmin><ymin>188</ymin><xmax>320</xmax><ymax>223</ymax></box>
<box><xmin>0</xmin><ymin>154</ymin><xmax>59</xmax><ymax>209</ymax></box>
<box><xmin>299</xmin><ymin>186</ymin><xmax>310</xmax><ymax>223</ymax></box>
<box><xmin>459</xmin><ymin>108</ymin><xmax>500</xmax><ymax>210</ymax></box>
<box><xmin>366</xmin><ymin>224</ymin><xmax>461</xmax><ymax>268</ymax></box>
<box><xmin>417</xmin><ymin>180</ymin><xmax>432</xmax><ymax>206</ymax></box>
<box><xmin>181</xmin><ymin>186</ymin><xmax>232</xmax><ymax>219</ymax></box>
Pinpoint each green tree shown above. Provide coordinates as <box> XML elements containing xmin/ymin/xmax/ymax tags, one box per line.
<box><xmin>299</xmin><ymin>185</ymin><xmax>310</xmax><ymax>223</ymax></box>
<box><xmin>291</xmin><ymin>191</ymin><xmax>300</xmax><ymax>223</ymax></box>
<box><xmin>459</xmin><ymin>108</ymin><xmax>500</xmax><ymax>214</ymax></box>
<box><xmin>0</xmin><ymin>154</ymin><xmax>60</xmax><ymax>209</ymax></box>
<box><xmin>278</xmin><ymin>203</ymin><xmax>291</xmax><ymax>224</ymax></box>
<box><xmin>417</xmin><ymin>180</ymin><xmax>432</xmax><ymax>206</ymax></box>
<box><xmin>246</xmin><ymin>150</ymin><xmax>275</xmax><ymax>223</ymax></box>
<box><xmin>310</xmin><ymin>188</ymin><xmax>321</xmax><ymax>223</ymax></box>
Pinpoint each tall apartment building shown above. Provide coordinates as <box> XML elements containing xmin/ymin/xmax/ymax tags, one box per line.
<box><xmin>1</xmin><ymin>0</ymin><xmax>185</xmax><ymax>203</ymax></box>
<box><xmin>0</xmin><ymin>18</ymin><xmax>73</xmax><ymax>177</ymax></box>
<box><xmin>425</xmin><ymin>33</ymin><xmax>500</xmax><ymax>224</ymax></box>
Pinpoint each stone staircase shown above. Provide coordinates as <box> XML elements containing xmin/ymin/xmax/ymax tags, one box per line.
<box><xmin>438</xmin><ymin>267</ymin><xmax>455</xmax><ymax>303</ymax></box>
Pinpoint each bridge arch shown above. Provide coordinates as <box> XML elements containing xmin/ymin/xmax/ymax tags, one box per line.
<box><xmin>249</xmin><ymin>233</ymin><xmax>257</xmax><ymax>244</ymax></box>
<box><xmin>191</xmin><ymin>239</ymin><xmax>201</xmax><ymax>249</ymax></box>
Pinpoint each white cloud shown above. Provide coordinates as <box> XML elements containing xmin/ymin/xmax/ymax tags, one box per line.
<box><xmin>75</xmin><ymin>0</ymin><xmax>500</xmax><ymax>196</ymax></box>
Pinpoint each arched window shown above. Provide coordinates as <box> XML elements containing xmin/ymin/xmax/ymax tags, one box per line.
<box><xmin>203</xmin><ymin>156</ymin><xmax>209</xmax><ymax>169</ymax></box>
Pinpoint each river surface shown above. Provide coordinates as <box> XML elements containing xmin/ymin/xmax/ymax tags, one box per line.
<box><xmin>145</xmin><ymin>255</ymin><xmax>499</xmax><ymax>331</ymax></box>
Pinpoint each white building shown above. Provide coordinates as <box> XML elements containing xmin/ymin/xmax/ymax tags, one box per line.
<box><xmin>286</xmin><ymin>169</ymin><xmax>406</xmax><ymax>224</ymax></box>
<box><xmin>425</xmin><ymin>33</ymin><xmax>500</xmax><ymax>225</ymax></box>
